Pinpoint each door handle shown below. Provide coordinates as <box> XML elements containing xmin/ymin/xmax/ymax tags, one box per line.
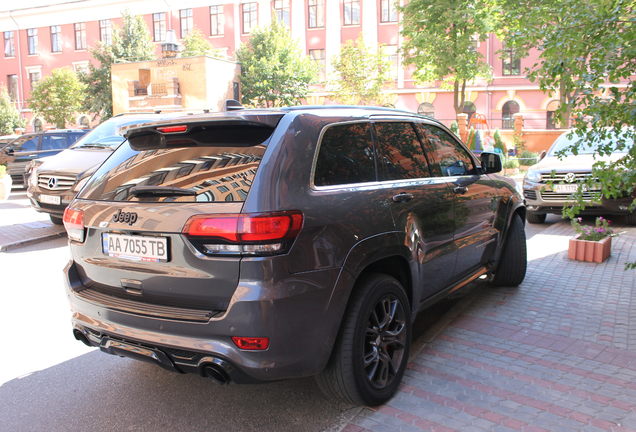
<box><xmin>453</xmin><ymin>186</ymin><xmax>468</xmax><ymax>194</ymax></box>
<box><xmin>392</xmin><ymin>192</ymin><xmax>414</xmax><ymax>203</ymax></box>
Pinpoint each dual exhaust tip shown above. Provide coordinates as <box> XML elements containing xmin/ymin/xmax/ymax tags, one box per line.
<box><xmin>72</xmin><ymin>329</ymin><xmax>231</xmax><ymax>384</ymax></box>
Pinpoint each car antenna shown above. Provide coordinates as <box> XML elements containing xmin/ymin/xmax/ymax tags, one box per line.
<box><xmin>224</xmin><ymin>99</ymin><xmax>243</xmax><ymax>111</ymax></box>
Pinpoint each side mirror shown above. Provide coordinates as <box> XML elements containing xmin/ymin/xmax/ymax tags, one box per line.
<box><xmin>539</xmin><ymin>150</ymin><xmax>547</xmax><ymax>161</ymax></box>
<box><xmin>480</xmin><ymin>151</ymin><xmax>502</xmax><ymax>174</ymax></box>
<box><xmin>4</xmin><ymin>146</ymin><xmax>14</xmax><ymax>154</ymax></box>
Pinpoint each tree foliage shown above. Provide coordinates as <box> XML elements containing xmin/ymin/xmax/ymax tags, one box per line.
<box><xmin>237</xmin><ymin>20</ymin><xmax>317</xmax><ymax>107</ymax></box>
<box><xmin>331</xmin><ymin>38</ymin><xmax>392</xmax><ymax>105</ymax></box>
<box><xmin>0</xmin><ymin>89</ymin><xmax>23</xmax><ymax>135</ymax></box>
<box><xmin>181</xmin><ymin>28</ymin><xmax>216</xmax><ymax>57</ymax></box>
<box><xmin>401</xmin><ymin>0</ymin><xmax>492</xmax><ymax>114</ymax></box>
<box><xmin>494</xmin><ymin>0</ymin><xmax>635</xmax><ymax>216</ymax></box>
<box><xmin>79</xmin><ymin>11</ymin><xmax>155</xmax><ymax>119</ymax></box>
<box><xmin>29</xmin><ymin>68</ymin><xmax>86</xmax><ymax>128</ymax></box>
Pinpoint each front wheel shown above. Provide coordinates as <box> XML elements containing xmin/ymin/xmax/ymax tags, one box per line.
<box><xmin>492</xmin><ymin>214</ymin><xmax>527</xmax><ymax>287</ymax></box>
<box><xmin>526</xmin><ymin>211</ymin><xmax>546</xmax><ymax>224</ymax></box>
<box><xmin>50</xmin><ymin>214</ymin><xmax>64</xmax><ymax>225</ymax></box>
<box><xmin>316</xmin><ymin>273</ymin><xmax>411</xmax><ymax>406</ymax></box>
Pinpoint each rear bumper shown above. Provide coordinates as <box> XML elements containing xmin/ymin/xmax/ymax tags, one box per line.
<box><xmin>64</xmin><ymin>260</ymin><xmax>345</xmax><ymax>382</ymax></box>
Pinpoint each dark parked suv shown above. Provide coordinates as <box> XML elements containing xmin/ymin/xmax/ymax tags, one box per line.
<box><xmin>64</xmin><ymin>106</ymin><xmax>527</xmax><ymax>405</ymax></box>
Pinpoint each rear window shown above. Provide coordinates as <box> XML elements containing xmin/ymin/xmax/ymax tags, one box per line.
<box><xmin>78</xmin><ymin>129</ymin><xmax>269</xmax><ymax>203</ymax></box>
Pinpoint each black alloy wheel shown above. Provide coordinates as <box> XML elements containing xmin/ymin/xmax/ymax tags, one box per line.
<box><xmin>363</xmin><ymin>294</ymin><xmax>407</xmax><ymax>390</ymax></box>
<box><xmin>316</xmin><ymin>273</ymin><xmax>411</xmax><ymax>406</ymax></box>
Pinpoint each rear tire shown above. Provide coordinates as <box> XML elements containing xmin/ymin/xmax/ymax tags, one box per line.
<box><xmin>492</xmin><ymin>214</ymin><xmax>527</xmax><ymax>287</ymax></box>
<box><xmin>626</xmin><ymin>212</ymin><xmax>636</xmax><ymax>226</ymax></box>
<box><xmin>50</xmin><ymin>214</ymin><xmax>64</xmax><ymax>225</ymax></box>
<box><xmin>316</xmin><ymin>273</ymin><xmax>411</xmax><ymax>406</ymax></box>
<box><xmin>526</xmin><ymin>211</ymin><xmax>546</xmax><ymax>224</ymax></box>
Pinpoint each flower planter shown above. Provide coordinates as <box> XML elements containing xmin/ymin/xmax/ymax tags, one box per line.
<box><xmin>568</xmin><ymin>235</ymin><xmax>611</xmax><ymax>263</ymax></box>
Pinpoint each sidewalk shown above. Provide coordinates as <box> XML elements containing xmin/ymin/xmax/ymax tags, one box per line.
<box><xmin>0</xmin><ymin>189</ymin><xmax>66</xmax><ymax>252</ymax></box>
<box><xmin>343</xmin><ymin>221</ymin><xmax>636</xmax><ymax>432</ymax></box>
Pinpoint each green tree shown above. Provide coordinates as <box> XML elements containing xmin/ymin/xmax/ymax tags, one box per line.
<box><xmin>80</xmin><ymin>11</ymin><xmax>155</xmax><ymax>119</ymax></box>
<box><xmin>237</xmin><ymin>20</ymin><xmax>317</xmax><ymax>107</ymax></box>
<box><xmin>0</xmin><ymin>89</ymin><xmax>23</xmax><ymax>135</ymax></box>
<box><xmin>401</xmin><ymin>0</ymin><xmax>492</xmax><ymax>114</ymax></box>
<box><xmin>181</xmin><ymin>28</ymin><xmax>215</xmax><ymax>57</ymax></box>
<box><xmin>331</xmin><ymin>38</ymin><xmax>391</xmax><ymax>105</ymax></box>
<box><xmin>29</xmin><ymin>69</ymin><xmax>86</xmax><ymax>128</ymax></box>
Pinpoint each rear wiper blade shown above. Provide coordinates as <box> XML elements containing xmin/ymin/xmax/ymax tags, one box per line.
<box><xmin>129</xmin><ymin>186</ymin><xmax>196</xmax><ymax>197</ymax></box>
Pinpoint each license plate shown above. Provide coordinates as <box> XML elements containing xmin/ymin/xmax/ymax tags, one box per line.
<box><xmin>40</xmin><ymin>194</ymin><xmax>61</xmax><ymax>205</ymax></box>
<box><xmin>102</xmin><ymin>233</ymin><xmax>168</xmax><ymax>262</ymax></box>
<box><xmin>553</xmin><ymin>184</ymin><xmax>579</xmax><ymax>194</ymax></box>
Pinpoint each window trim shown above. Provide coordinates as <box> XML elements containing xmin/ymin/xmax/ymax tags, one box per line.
<box><xmin>74</xmin><ymin>22</ymin><xmax>87</xmax><ymax>50</ymax></box>
<box><xmin>307</xmin><ymin>0</ymin><xmax>325</xmax><ymax>29</ymax></box>
<box><xmin>343</xmin><ymin>0</ymin><xmax>361</xmax><ymax>26</ymax></box>
<box><xmin>210</xmin><ymin>5</ymin><xmax>225</xmax><ymax>36</ymax></box>
<box><xmin>50</xmin><ymin>25</ymin><xmax>62</xmax><ymax>53</ymax></box>
<box><xmin>380</xmin><ymin>0</ymin><xmax>398</xmax><ymax>23</ymax></box>
<box><xmin>241</xmin><ymin>2</ymin><xmax>258</xmax><ymax>34</ymax></box>
<box><xmin>153</xmin><ymin>12</ymin><xmax>167</xmax><ymax>42</ymax></box>
<box><xmin>27</xmin><ymin>28</ymin><xmax>38</xmax><ymax>55</ymax></box>
<box><xmin>180</xmin><ymin>8</ymin><xmax>193</xmax><ymax>39</ymax></box>
<box><xmin>4</xmin><ymin>31</ymin><xmax>15</xmax><ymax>57</ymax></box>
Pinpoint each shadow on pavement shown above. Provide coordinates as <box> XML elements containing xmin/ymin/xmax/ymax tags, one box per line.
<box><xmin>0</xmin><ymin>350</ymin><xmax>354</xmax><ymax>432</ymax></box>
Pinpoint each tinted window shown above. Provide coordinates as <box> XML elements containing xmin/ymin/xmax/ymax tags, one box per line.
<box><xmin>373</xmin><ymin>122</ymin><xmax>431</xmax><ymax>181</ymax></box>
<box><xmin>79</xmin><ymin>144</ymin><xmax>265</xmax><ymax>203</ymax></box>
<box><xmin>41</xmin><ymin>134</ymin><xmax>69</xmax><ymax>150</ymax></box>
<box><xmin>416</xmin><ymin>124</ymin><xmax>475</xmax><ymax>177</ymax></box>
<box><xmin>314</xmin><ymin>122</ymin><xmax>376</xmax><ymax>186</ymax></box>
<box><xmin>15</xmin><ymin>135</ymin><xmax>38</xmax><ymax>151</ymax></box>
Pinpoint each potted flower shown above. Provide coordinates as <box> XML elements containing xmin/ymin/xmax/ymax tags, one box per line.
<box><xmin>0</xmin><ymin>164</ymin><xmax>11</xmax><ymax>201</ymax></box>
<box><xmin>568</xmin><ymin>216</ymin><xmax>614</xmax><ymax>263</ymax></box>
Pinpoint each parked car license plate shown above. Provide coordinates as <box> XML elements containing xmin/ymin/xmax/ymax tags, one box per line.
<box><xmin>102</xmin><ymin>233</ymin><xmax>168</xmax><ymax>262</ymax></box>
<box><xmin>553</xmin><ymin>184</ymin><xmax>579</xmax><ymax>194</ymax></box>
<box><xmin>39</xmin><ymin>194</ymin><xmax>61</xmax><ymax>205</ymax></box>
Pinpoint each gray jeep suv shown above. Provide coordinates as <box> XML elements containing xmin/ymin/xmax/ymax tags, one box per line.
<box><xmin>64</xmin><ymin>106</ymin><xmax>526</xmax><ymax>405</ymax></box>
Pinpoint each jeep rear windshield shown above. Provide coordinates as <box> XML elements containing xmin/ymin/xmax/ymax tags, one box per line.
<box><xmin>77</xmin><ymin>123</ymin><xmax>273</xmax><ymax>203</ymax></box>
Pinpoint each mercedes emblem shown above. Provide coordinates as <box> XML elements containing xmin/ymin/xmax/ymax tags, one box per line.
<box><xmin>47</xmin><ymin>177</ymin><xmax>58</xmax><ymax>189</ymax></box>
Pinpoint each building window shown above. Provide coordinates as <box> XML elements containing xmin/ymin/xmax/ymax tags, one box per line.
<box><xmin>343</xmin><ymin>0</ymin><xmax>360</xmax><ymax>25</ymax></box>
<box><xmin>210</xmin><ymin>6</ymin><xmax>225</xmax><ymax>36</ymax></box>
<box><xmin>308</xmin><ymin>0</ymin><xmax>325</xmax><ymax>28</ymax></box>
<box><xmin>99</xmin><ymin>20</ymin><xmax>112</xmax><ymax>45</ymax></box>
<box><xmin>4</xmin><ymin>31</ymin><xmax>15</xmax><ymax>57</ymax></box>
<box><xmin>7</xmin><ymin>75</ymin><xmax>18</xmax><ymax>102</ymax></box>
<box><xmin>417</xmin><ymin>102</ymin><xmax>435</xmax><ymax>118</ymax></box>
<box><xmin>33</xmin><ymin>118</ymin><xmax>43</xmax><ymax>132</ymax></box>
<box><xmin>380</xmin><ymin>0</ymin><xmax>398</xmax><ymax>22</ymax></box>
<box><xmin>462</xmin><ymin>101</ymin><xmax>477</xmax><ymax>123</ymax></box>
<box><xmin>502</xmin><ymin>100</ymin><xmax>520</xmax><ymax>129</ymax></box>
<box><xmin>27</xmin><ymin>29</ymin><xmax>38</xmax><ymax>55</ymax></box>
<box><xmin>502</xmin><ymin>45</ymin><xmax>521</xmax><ymax>76</ymax></box>
<box><xmin>153</xmin><ymin>13</ymin><xmax>167</xmax><ymax>42</ymax></box>
<box><xmin>242</xmin><ymin>3</ymin><xmax>258</xmax><ymax>34</ymax></box>
<box><xmin>75</xmin><ymin>23</ymin><xmax>87</xmax><ymax>50</ymax></box>
<box><xmin>546</xmin><ymin>100</ymin><xmax>561</xmax><ymax>129</ymax></box>
<box><xmin>29</xmin><ymin>70</ymin><xmax>41</xmax><ymax>91</ymax></box>
<box><xmin>309</xmin><ymin>49</ymin><xmax>326</xmax><ymax>81</ymax></box>
<box><xmin>180</xmin><ymin>9</ymin><xmax>193</xmax><ymax>38</ymax></box>
<box><xmin>50</xmin><ymin>25</ymin><xmax>62</xmax><ymax>53</ymax></box>
<box><xmin>273</xmin><ymin>0</ymin><xmax>290</xmax><ymax>27</ymax></box>
<box><xmin>384</xmin><ymin>45</ymin><xmax>399</xmax><ymax>80</ymax></box>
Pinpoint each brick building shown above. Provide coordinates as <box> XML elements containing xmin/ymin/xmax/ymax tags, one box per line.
<box><xmin>0</xmin><ymin>0</ymin><xmax>576</xmax><ymax>136</ymax></box>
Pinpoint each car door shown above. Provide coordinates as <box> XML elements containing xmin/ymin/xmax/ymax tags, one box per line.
<box><xmin>372</xmin><ymin>119</ymin><xmax>457</xmax><ymax>302</ymax></box>
<box><xmin>415</xmin><ymin>123</ymin><xmax>499</xmax><ymax>279</ymax></box>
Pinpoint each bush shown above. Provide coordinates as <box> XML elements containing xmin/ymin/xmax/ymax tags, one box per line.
<box><xmin>0</xmin><ymin>164</ymin><xmax>6</xmax><ymax>177</ymax></box>
<box><xmin>493</xmin><ymin>129</ymin><xmax>506</xmax><ymax>155</ymax></box>
<box><xmin>518</xmin><ymin>149</ymin><xmax>539</xmax><ymax>166</ymax></box>
<box><xmin>503</xmin><ymin>158</ymin><xmax>519</xmax><ymax>169</ymax></box>
<box><xmin>450</xmin><ymin>121</ymin><xmax>459</xmax><ymax>136</ymax></box>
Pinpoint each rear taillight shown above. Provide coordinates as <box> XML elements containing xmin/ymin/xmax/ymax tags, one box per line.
<box><xmin>63</xmin><ymin>207</ymin><xmax>85</xmax><ymax>242</ymax></box>
<box><xmin>232</xmin><ymin>337</ymin><xmax>269</xmax><ymax>351</ymax></box>
<box><xmin>182</xmin><ymin>211</ymin><xmax>303</xmax><ymax>256</ymax></box>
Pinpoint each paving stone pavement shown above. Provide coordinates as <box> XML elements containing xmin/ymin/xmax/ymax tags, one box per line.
<box><xmin>343</xmin><ymin>221</ymin><xmax>636</xmax><ymax>432</ymax></box>
<box><xmin>0</xmin><ymin>189</ymin><xmax>66</xmax><ymax>251</ymax></box>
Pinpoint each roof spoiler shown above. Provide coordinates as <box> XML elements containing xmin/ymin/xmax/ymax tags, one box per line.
<box><xmin>224</xmin><ymin>99</ymin><xmax>243</xmax><ymax>111</ymax></box>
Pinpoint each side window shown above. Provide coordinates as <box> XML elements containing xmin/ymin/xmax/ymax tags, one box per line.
<box><xmin>373</xmin><ymin>122</ymin><xmax>431</xmax><ymax>181</ymax></box>
<box><xmin>41</xmin><ymin>134</ymin><xmax>69</xmax><ymax>150</ymax></box>
<box><xmin>18</xmin><ymin>136</ymin><xmax>38</xmax><ymax>152</ymax></box>
<box><xmin>415</xmin><ymin>124</ymin><xmax>475</xmax><ymax>177</ymax></box>
<box><xmin>314</xmin><ymin>122</ymin><xmax>376</xmax><ymax>187</ymax></box>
